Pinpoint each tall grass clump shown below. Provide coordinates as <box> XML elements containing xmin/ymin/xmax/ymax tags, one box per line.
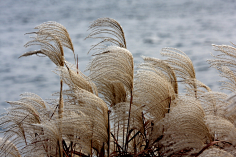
<box><xmin>1</xmin><ymin>18</ymin><xmax>236</xmax><ymax>156</ymax></box>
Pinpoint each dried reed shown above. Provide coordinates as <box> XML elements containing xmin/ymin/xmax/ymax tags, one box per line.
<box><xmin>1</xmin><ymin>18</ymin><xmax>236</xmax><ymax>157</ymax></box>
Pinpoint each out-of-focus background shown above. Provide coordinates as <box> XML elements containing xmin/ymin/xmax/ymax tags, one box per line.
<box><xmin>1</xmin><ymin>0</ymin><xmax>236</xmax><ymax>114</ymax></box>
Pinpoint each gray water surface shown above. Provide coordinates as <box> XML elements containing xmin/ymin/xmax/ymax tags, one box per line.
<box><xmin>1</xmin><ymin>0</ymin><xmax>236</xmax><ymax>114</ymax></box>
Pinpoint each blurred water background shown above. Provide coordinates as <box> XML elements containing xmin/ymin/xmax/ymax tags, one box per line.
<box><xmin>1</xmin><ymin>0</ymin><xmax>236</xmax><ymax>114</ymax></box>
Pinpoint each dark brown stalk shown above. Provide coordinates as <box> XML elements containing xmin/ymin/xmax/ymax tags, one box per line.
<box><xmin>49</xmin><ymin>104</ymin><xmax>59</xmax><ymax>120</ymax></box>
<box><xmin>57</xmin><ymin>140</ymin><xmax>62</xmax><ymax>157</ymax></box>
<box><xmin>113</xmin><ymin>122</ymin><xmax>116</xmax><ymax>151</ymax></box>
<box><xmin>63</xmin><ymin>148</ymin><xmax>69</xmax><ymax>157</ymax></box>
<box><xmin>133</xmin><ymin>118</ymin><xmax>136</xmax><ymax>156</ymax></box>
<box><xmin>72</xmin><ymin>151</ymin><xmax>89</xmax><ymax>157</ymax></box>
<box><xmin>110</xmin><ymin>132</ymin><xmax>122</xmax><ymax>153</ymax></box>
<box><xmin>59</xmin><ymin>79</ymin><xmax>64</xmax><ymax>118</ymax></box>
<box><xmin>127</xmin><ymin>130</ymin><xmax>141</xmax><ymax>144</ymax></box>
<box><xmin>20</xmin><ymin>124</ymin><xmax>27</xmax><ymax>146</ymax></box>
<box><xmin>117</xmin><ymin>121</ymin><xmax>119</xmax><ymax>152</ymax></box>
<box><xmin>167</xmin><ymin>97</ymin><xmax>171</xmax><ymax>113</ymax></box>
<box><xmin>99</xmin><ymin>143</ymin><xmax>105</xmax><ymax>157</ymax></box>
<box><xmin>141</xmin><ymin>112</ymin><xmax>146</xmax><ymax>139</ymax></box>
<box><xmin>70</xmin><ymin>141</ymin><xmax>73</xmax><ymax>157</ymax></box>
<box><xmin>62</xmin><ymin>139</ymin><xmax>68</xmax><ymax>154</ymax></box>
<box><xmin>123</xmin><ymin>120</ymin><xmax>125</xmax><ymax>149</ymax></box>
<box><xmin>125</xmin><ymin>90</ymin><xmax>133</xmax><ymax>152</ymax></box>
<box><xmin>5</xmin><ymin>114</ymin><xmax>29</xmax><ymax>131</ymax></box>
<box><xmin>107</xmin><ymin>110</ymin><xmax>111</xmax><ymax>157</ymax></box>
<box><xmin>58</xmin><ymin>79</ymin><xmax>64</xmax><ymax>156</ymax></box>
<box><xmin>194</xmin><ymin>83</ymin><xmax>197</xmax><ymax>99</ymax></box>
<box><xmin>76</xmin><ymin>54</ymin><xmax>79</xmax><ymax>74</ymax></box>
<box><xmin>32</xmin><ymin>136</ymin><xmax>50</xmax><ymax>157</ymax></box>
<box><xmin>91</xmin><ymin>139</ymin><xmax>93</xmax><ymax>157</ymax></box>
<box><xmin>194</xmin><ymin>141</ymin><xmax>221</xmax><ymax>156</ymax></box>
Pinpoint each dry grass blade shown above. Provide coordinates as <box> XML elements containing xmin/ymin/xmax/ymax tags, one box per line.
<box><xmin>86</xmin><ymin>17</ymin><xmax>126</xmax><ymax>54</ymax></box>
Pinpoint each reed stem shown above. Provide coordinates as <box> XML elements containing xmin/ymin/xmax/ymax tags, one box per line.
<box><xmin>107</xmin><ymin>110</ymin><xmax>111</xmax><ymax>157</ymax></box>
<box><xmin>58</xmin><ymin>79</ymin><xmax>64</xmax><ymax>156</ymax></box>
<box><xmin>125</xmin><ymin>90</ymin><xmax>133</xmax><ymax>152</ymax></box>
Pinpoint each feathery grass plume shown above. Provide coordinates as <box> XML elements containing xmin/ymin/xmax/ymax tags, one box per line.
<box><xmin>205</xmin><ymin>115</ymin><xmax>236</xmax><ymax>143</ymax></box>
<box><xmin>97</xmin><ymin>81</ymin><xmax>127</xmax><ymax>106</ymax></box>
<box><xmin>0</xmin><ymin>93</ymin><xmax>50</xmax><ymax>156</ymax></box>
<box><xmin>34</xmin><ymin>21</ymin><xmax>74</xmax><ymax>52</ymax></box>
<box><xmin>23</xmin><ymin>120</ymin><xmax>64</xmax><ymax>157</ymax></box>
<box><xmin>134</xmin><ymin>69</ymin><xmax>175</xmax><ymax>121</ymax></box>
<box><xmin>198</xmin><ymin>147</ymin><xmax>234</xmax><ymax>157</ymax></box>
<box><xmin>160</xmin><ymin>96</ymin><xmax>212</xmax><ymax>156</ymax></box>
<box><xmin>86</xmin><ymin>18</ymin><xmax>133</xmax><ymax>154</ymax></box>
<box><xmin>59</xmin><ymin>112</ymin><xmax>93</xmax><ymax>155</ymax></box>
<box><xmin>21</xmin><ymin>29</ymin><xmax>66</xmax><ymax>120</ymax></box>
<box><xmin>199</xmin><ymin>92</ymin><xmax>232</xmax><ymax>119</ymax></box>
<box><xmin>161</xmin><ymin>47</ymin><xmax>200</xmax><ymax>97</ymax></box>
<box><xmin>20</xmin><ymin>31</ymin><xmax>65</xmax><ymax>66</ymax></box>
<box><xmin>208</xmin><ymin>44</ymin><xmax>236</xmax><ymax>91</ymax></box>
<box><xmin>225</xmin><ymin>94</ymin><xmax>236</xmax><ymax>123</ymax></box>
<box><xmin>85</xmin><ymin>17</ymin><xmax>126</xmax><ymax>54</ymax></box>
<box><xmin>183</xmin><ymin>78</ymin><xmax>211</xmax><ymax>98</ymax></box>
<box><xmin>62</xmin><ymin>88</ymin><xmax>108</xmax><ymax>155</ymax></box>
<box><xmin>218</xmin><ymin>66</ymin><xmax>236</xmax><ymax>92</ymax></box>
<box><xmin>141</xmin><ymin>56</ymin><xmax>178</xmax><ymax>94</ymax></box>
<box><xmin>0</xmin><ymin>137</ymin><xmax>21</xmax><ymax>157</ymax></box>
<box><xmin>55</xmin><ymin>61</ymin><xmax>98</xmax><ymax>95</ymax></box>
<box><xmin>87</xmin><ymin>46</ymin><xmax>133</xmax><ymax>104</ymax></box>
<box><xmin>208</xmin><ymin>44</ymin><xmax>236</xmax><ymax>70</ymax></box>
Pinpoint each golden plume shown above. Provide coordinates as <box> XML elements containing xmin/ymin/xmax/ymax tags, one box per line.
<box><xmin>160</xmin><ymin>96</ymin><xmax>212</xmax><ymax>156</ymax></box>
